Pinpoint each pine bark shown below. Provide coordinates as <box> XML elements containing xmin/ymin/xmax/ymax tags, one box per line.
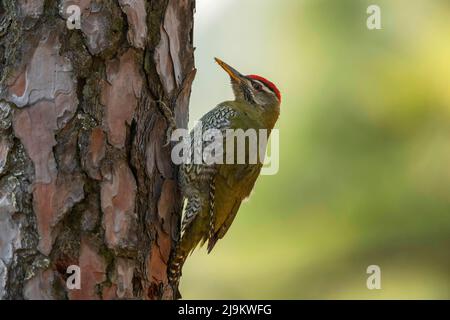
<box><xmin>0</xmin><ymin>0</ymin><xmax>195</xmax><ymax>300</ymax></box>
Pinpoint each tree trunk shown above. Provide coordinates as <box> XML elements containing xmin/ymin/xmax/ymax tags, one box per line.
<box><xmin>0</xmin><ymin>0</ymin><xmax>195</xmax><ymax>300</ymax></box>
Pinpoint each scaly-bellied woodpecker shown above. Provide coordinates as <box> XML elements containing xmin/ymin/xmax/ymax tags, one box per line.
<box><xmin>168</xmin><ymin>58</ymin><xmax>281</xmax><ymax>295</ymax></box>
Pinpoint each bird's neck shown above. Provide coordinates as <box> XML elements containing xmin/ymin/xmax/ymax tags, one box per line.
<box><xmin>230</xmin><ymin>100</ymin><xmax>280</xmax><ymax>130</ymax></box>
<box><xmin>263</xmin><ymin>104</ymin><xmax>280</xmax><ymax>130</ymax></box>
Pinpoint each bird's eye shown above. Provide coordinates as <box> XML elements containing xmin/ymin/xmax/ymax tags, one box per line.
<box><xmin>252</xmin><ymin>82</ymin><xmax>262</xmax><ymax>91</ymax></box>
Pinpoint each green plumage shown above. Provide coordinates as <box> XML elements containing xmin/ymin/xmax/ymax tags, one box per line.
<box><xmin>169</xmin><ymin>101</ymin><xmax>279</xmax><ymax>285</ymax></box>
<box><xmin>168</xmin><ymin>59</ymin><xmax>281</xmax><ymax>294</ymax></box>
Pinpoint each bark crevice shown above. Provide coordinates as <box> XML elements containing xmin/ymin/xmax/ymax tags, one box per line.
<box><xmin>0</xmin><ymin>0</ymin><xmax>195</xmax><ymax>300</ymax></box>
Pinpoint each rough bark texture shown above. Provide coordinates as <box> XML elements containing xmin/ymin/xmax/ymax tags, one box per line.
<box><xmin>0</xmin><ymin>0</ymin><xmax>195</xmax><ymax>300</ymax></box>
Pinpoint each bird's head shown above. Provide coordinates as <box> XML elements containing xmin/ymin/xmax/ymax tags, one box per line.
<box><xmin>215</xmin><ymin>58</ymin><xmax>281</xmax><ymax>108</ymax></box>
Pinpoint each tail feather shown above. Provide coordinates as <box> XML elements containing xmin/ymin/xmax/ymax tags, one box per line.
<box><xmin>168</xmin><ymin>176</ymin><xmax>216</xmax><ymax>298</ymax></box>
<box><xmin>168</xmin><ymin>246</ymin><xmax>187</xmax><ymax>283</ymax></box>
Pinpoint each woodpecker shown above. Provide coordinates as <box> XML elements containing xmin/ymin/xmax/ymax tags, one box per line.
<box><xmin>168</xmin><ymin>58</ymin><xmax>281</xmax><ymax>293</ymax></box>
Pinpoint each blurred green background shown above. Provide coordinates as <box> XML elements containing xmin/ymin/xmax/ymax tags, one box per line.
<box><xmin>182</xmin><ymin>0</ymin><xmax>450</xmax><ymax>299</ymax></box>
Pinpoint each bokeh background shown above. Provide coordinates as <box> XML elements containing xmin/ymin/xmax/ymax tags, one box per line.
<box><xmin>182</xmin><ymin>0</ymin><xmax>450</xmax><ymax>299</ymax></box>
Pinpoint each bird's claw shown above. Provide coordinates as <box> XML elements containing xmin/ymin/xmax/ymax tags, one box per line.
<box><xmin>157</xmin><ymin>100</ymin><xmax>177</xmax><ymax>147</ymax></box>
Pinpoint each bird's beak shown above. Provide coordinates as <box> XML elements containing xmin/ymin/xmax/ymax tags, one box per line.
<box><xmin>215</xmin><ymin>58</ymin><xmax>243</xmax><ymax>84</ymax></box>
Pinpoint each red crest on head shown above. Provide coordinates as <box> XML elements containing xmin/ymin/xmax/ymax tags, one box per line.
<box><xmin>247</xmin><ymin>75</ymin><xmax>281</xmax><ymax>102</ymax></box>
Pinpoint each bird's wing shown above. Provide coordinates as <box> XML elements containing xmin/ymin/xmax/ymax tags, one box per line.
<box><xmin>207</xmin><ymin>199</ymin><xmax>241</xmax><ymax>252</ymax></box>
<box><xmin>207</xmin><ymin>163</ymin><xmax>262</xmax><ymax>252</ymax></box>
<box><xmin>180</xmin><ymin>102</ymin><xmax>265</xmax><ymax>251</ymax></box>
<box><xmin>179</xmin><ymin>104</ymin><xmax>239</xmax><ymax>231</ymax></box>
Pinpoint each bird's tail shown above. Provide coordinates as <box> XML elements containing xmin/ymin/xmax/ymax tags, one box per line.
<box><xmin>168</xmin><ymin>244</ymin><xmax>188</xmax><ymax>299</ymax></box>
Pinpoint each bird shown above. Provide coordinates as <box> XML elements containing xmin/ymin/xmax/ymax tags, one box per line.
<box><xmin>168</xmin><ymin>58</ymin><xmax>281</xmax><ymax>294</ymax></box>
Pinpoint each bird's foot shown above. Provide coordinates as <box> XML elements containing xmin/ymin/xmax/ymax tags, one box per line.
<box><xmin>156</xmin><ymin>100</ymin><xmax>177</xmax><ymax>147</ymax></box>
